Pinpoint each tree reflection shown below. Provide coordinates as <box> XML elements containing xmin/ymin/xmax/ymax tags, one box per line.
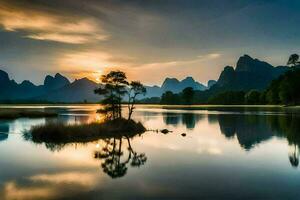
<box><xmin>163</xmin><ymin>113</ymin><xmax>180</xmax><ymax>126</ymax></box>
<box><xmin>268</xmin><ymin>114</ymin><xmax>300</xmax><ymax>168</ymax></box>
<box><xmin>289</xmin><ymin>144</ymin><xmax>299</xmax><ymax>168</ymax></box>
<box><xmin>163</xmin><ymin>112</ymin><xmax>203</xmax><ymax>129</ymax></box>
<box><xmin>94</xmin><ymin>136</ymin><xmax>147</xmax><ymax>179</ymax></box>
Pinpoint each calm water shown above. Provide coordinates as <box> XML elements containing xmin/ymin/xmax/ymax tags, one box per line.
<box><xmin>0</xmin><ymin>105</ymin><xmax>300</xmax><ymax>200</ymax></box>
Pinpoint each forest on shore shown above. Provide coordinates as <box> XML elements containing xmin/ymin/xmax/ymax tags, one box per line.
<box><xmin>149</xmin><ymin>54</ymin><xmax>300</xmax><ymax>106</ymax></box>
<box><xmin>157</xmin><ymin>67</ymin><xmax>300</xmax><ymax>105</ymax></box>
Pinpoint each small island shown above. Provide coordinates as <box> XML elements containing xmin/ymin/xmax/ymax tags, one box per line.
<box><xmin>26</xmin><ymin>71</ymin><xmax>148</xmax><ymax>144</ymax></box>
<box><xmin>29</xmin><ymin>118</ymin><xmax>146</xmax><ymax>143</ymax></box>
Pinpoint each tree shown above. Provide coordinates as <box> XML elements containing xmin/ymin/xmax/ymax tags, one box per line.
<box><xmin>182</xmin><ymin>87</ymin><xmax>195</xmax><ymax>105</ymax></box>
<box><xmin>265</xmin><ymin>68</ymin><xmax>300</xmax><ymax>105</ymax></box>
<box><xmin>95</xmin><ymin>71</ymin><xmax>128</xmax><ymax>119</ymax></box>
<box><xmin>127</xmin><ymin>81</ymin><xmax>146</xmax><ymax>120</ymax></box>
<box><xmin>245</xmin><ymin>90</ymin><xmax>261</xmax><ymax>105</ymax></box>
<box><xmin>208</xmin><ymin>91</ymin><xmax>245</xmax><ymax>105</ymax></box>
<box><xmin>95</xmin><ymin>70</ymin><xmax>146</xmax><ymax>120</ymax></box>
<box><xmin>287</xmin><ymin>54</ymin><xmax>300</xmax><ymax>66</ymax></box>
<box><xmin>160</xmin><ymin>91</ymin><xmax>181</xmax><ymax>105</ymax></box>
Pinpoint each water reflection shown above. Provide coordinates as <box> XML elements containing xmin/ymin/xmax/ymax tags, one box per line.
<box><xmin>0</xmin><ymin>121</ymin><xmax>9</xmax><ymax>142</ymax></box>
<box><xmin>161</xmin><ymin>111</ymin><xmax>300</xmax><ymax>168</ymax></box>
<box><xmin>163</xmin><ymin>112</ymin><xmax>203</xmax><ymax>129</ymax></box>
<box><xmin>215</xmin><ymin>114</ymin><xmax>276</xmax><ymax>150</ymax></box>
<box><xmin>0</xmin><ymin>133</ymin><xmax>8</xmax><ymax>142</ymax></box>
<box><xmin>94</xmin><ymin>137</ymin><xmax>147</xmax><ymax>178</ymax></box>
<box><xmin>31</xmin><ymin>136</ymin><xmax>148</xmax><ymax>179</ymax></box>
<box><xmin>26</xmin><ymin>110</ymin><xmax>300</xmax><ymax>170</ymax></box>
<box><xmin>2</xmin><ymin>107</ymin><xmax>300</xmax><ymax>199</ymax></box>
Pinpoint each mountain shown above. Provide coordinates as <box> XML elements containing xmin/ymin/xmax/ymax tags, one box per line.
<box><xmin>0</xmin><ymin>71</ymin><xmax>72</xmax><ymax>101</ymax></box>
<box><xmin>36</xmin><ymin>78</ymin><xmax>101</xmax><ymax>102</ymax></box>
<box><xmin>144</xmin><ymin>77</ymin><xmax>207</xmax><ymax>98</ymax></box>
<box><xmin>0</xmin><ymin>68</ymin><xmax>208</xmax><ymax>101</ymax></box>
<box><xmin>0</xmin><ymin>70</ymin><xmax>44</xmax><ymax>100</ymax></box>
<box><xmin>144</xmin><ymin>85</ymin><xmax>162</xmax><ymax>98</ymax></box>
<box><xmin>0</xmin><ymin>55</ymin><xmax>292</xmax><ymax>103</ymax></box>
<box><xmin>207</xmin><ymin>80</ymin><xmax>217</xmax><ymax>89</ymax></box>
<box><xmin>211</xmin><ymin>55</ymin><xmax>290</xmax><ymax>92</ymax></box>
<box><xmin>161</xmin><ymin>77</ymin><xmax>206</xmax><ymax>93</ymax></box>
<box><xmin>44</xmin><ymin>73</ymin><xmax>70</xmax><ymax>91</ymax></box>
<box><xmin>0</xmin><ymin>70</ymin><xmax>9</xmax><ymax>83</ymax></box>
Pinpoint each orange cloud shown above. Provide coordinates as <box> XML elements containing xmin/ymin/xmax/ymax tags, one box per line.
<box><xmin>0</xmin><ymin>5</ymin><xmax>108</xmax><ymax>44</ymax></box>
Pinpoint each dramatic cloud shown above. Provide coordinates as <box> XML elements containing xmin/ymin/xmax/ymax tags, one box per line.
<box><xmin>0</xmin><ymin>3</ymin><xmax>108</xmax><ymax>44</ymax></box>
<box><xmin>0</xmin><ymin>0</ymin><xmax>299</xmax><ymax>85</ymax></box>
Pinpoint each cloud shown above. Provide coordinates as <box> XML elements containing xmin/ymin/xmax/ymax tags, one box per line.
<box><xmin>199</xmin><ymin>53</ymin><xmax>222</xmax><ymax>59</ymax></box>
<box><xmin>0</xmin><ymin>4</ymin><xmax>109</xmax><ymax>44</ymax></box>
<box><xmin>139</xmin><ymin>53</ymin><xmax>222</xmax><ymax>69</ymax></box>
<box><xmin>55</xmin><ymin>50</ymin><xmax>135</xmax><ymax>81</ymax></box>
<box><xmin>3</xmin><ymin>171</ymin><xmax>100</xmax><ymax>200</ymax></box>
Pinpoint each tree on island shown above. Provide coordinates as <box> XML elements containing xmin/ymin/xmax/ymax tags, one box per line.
<box><xmin>127</xmin><ymin>81</ymin><xmax>146</xmax><ymax>120</ymax></box>
<box><xmin>94</xmin><ymin>71</ymin><xmax>128</xmax><ymax>119</ymax></box>
<box><xmin>94</xmin><ymin>70</ymin><xmax>146</xmax><ymax>120</ymax></box>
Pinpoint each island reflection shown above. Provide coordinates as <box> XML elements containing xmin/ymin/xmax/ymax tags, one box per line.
<box><xmin>2</xmin><ymin>108</ymin><xmax>300</xmax><ymax>199</ymax></box>
<box><xmin>23</xmin><ymin>110</ymin><xmax>300</xmax><ymax>180</ymax></box>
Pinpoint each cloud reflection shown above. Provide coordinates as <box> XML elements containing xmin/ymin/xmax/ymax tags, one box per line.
<box><xmin>3</xmin><ymin>171</ymin><xmax>100</xmax><ymax>200</ymax></box>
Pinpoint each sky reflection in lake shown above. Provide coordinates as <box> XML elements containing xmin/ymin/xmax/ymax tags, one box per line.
<box><xmin>0</xmin><ymin>105</ymin><xmax>300</xmax><ymax>200</ymax></box>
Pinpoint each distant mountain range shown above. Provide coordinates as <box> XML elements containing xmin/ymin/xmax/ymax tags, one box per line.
<box><xmin>0</xmin><ymin>71</ymin><xmax>101</xmax><ymax>102</ymax></box>
<box><xmin>0</xmin><ymin>69</ymin><xmax>210</xmax><ymax>102</ymax></box>
<box><xmin>0</xmin><ymin>54</ymin><xmax>292</xmax><ymax>103</ymax></box>
<box><xmin>145</xmin><ymin>77</ymin><xmax>209</xmax><ymax>98</ymax></box>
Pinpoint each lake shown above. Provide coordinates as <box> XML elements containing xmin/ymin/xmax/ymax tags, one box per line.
<box><xmin>0</xmin><ymin>105</ymin><xmax>300</xmax><ymax>200</ymax></box>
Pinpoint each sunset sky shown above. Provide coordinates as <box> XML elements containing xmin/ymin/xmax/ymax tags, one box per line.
<box><xmin>0</xmin><ymin>0</ymin><xmax>299</xmax><ymax>86</ymax></box>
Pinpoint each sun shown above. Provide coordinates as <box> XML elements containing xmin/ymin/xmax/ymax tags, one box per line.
<box><xmin>93</xmin><ymin>70</ymin><xmax>103</xmax><ymax>83</ymax></box>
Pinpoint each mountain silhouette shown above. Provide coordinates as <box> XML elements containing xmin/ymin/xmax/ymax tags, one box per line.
<box><xmin>0</xmin><ymin>55</ymin><xmax>292</xmax><ymax>102</ymax></box>
<box><xmin>207</xmin><ymin>80</ymin><xmax>217</xmax><ymax>89</ymax></box>
<box><xmin>162</xmin><ymin>77</ymin><xmax>206</xmax><ymax>92</ymax></box>
<box><xmin>145</xmin><ymin>77</ymin><xmax>207</xmax><ymax>98</ymax></box>
<box><xmin>0</xmin><ymin>70</ymin><xmax>9</xmax><ymax>83</ymax></box>
<box><xmin>44</xmin><ymin>73</ymin><xmax>70</xmax><ymax>91</ymax></box>
<box><xmin>211</xmin><ymin>55</ymin><xmax>290</xmax><ymax>91</ymax></box>
<box><xmin>37</xmin><ymin>78</ymin><xmax>101</xmax><ymax>102</ymax></box>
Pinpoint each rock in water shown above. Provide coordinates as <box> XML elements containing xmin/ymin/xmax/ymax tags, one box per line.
<box><xmin>161</xmin><ymin>129</ymin><xmax>171</xmax><ymax>134</ymax></box>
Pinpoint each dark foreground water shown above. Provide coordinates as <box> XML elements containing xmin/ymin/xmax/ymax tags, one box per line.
<box><xmin>0</xmin><ymin>105</ymin><xmax>300</xmax><ymax>200</ymax></box>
